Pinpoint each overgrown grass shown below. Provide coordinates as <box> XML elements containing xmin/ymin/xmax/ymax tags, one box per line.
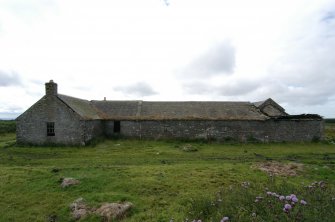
<box><xmin>186</xmin><ymin>179</ymin><xmax>335</xmax><ymax>221</ymax></box>
<box><xmin>0</xmin><ymin>134</ymin><xmax>334</xmax><ymax>221</ymax></box>
<box><xmin>0</xmin><ymin>119</ymin><xmax>335</xmax><ymax>222</ymax></box>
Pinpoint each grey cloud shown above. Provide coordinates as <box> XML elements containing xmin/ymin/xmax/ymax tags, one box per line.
<box><xmin>183</xmin><ymin>80</ymin><xmax>259</xmax><ymax>97</ymax></box>
<box><xmin>0</xmin><ymin>70</ymin><xmax>21</xmax><ymax>87</ymax></box>
<box><xmin>321</xmin><ymin>11</ymin><xmax>335</xmax><ymax>23</ymax></box>
<box><xmin>0</xmin><ymin>104</ymin><xmax>23</xmax><ymax>119</ymax></box>
<box><xmin>0</xmin><ymin>112</ymin><xmax>20</xmax><ymax>120</ymax></box>
<box><xmin>114</xmin><ymin>82</ymin><xmax>157</xmax><ymax>97</ymax></box>
<box><xmin>262</xmin><ymin>32</ymin><xmax>335</xmax><ymax>106</ymax></box>
<box><xmin>217</xmin><ymin>81</ymin><xmax>259</xmax><ymax>96</ymax></box>
<box><xmin>183</xmin><ymin>82</ymin><xmax>213</xmax><ymax>95</ymax></box>
<box><xmin>180</xmin><ymin>41</ymin><xmax>235</xmax><ymax>78</ymax></box>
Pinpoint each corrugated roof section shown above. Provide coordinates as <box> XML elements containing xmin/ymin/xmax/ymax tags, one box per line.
<box><xmin>57</xmin><ymin>94</ymin><xmax>101</xmax><ymax>120</ymax></box>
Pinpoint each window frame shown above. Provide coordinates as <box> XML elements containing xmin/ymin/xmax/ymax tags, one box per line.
<box><xmin>46</xmin><ymin>122</ymin><xmax>55</xmax><ymax>136</ymax></box>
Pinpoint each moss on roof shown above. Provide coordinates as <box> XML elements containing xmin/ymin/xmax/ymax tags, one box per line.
<box><xmin>90</xmin><ymin>100</ymin><xmax>268</xmax><ymax>121</ymax></box>
<box><xmin>57</xmin><ymin>95</ymin><xmax>271</xmax><ymax>121</ymax></box>
<box><xmin>57</xmin><ymin>94</ymin><xmax>101</xmax><ymax>120</ymax></box>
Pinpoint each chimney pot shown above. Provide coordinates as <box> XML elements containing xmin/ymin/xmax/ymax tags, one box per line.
<box><xmin>45</xmin><ymin>80</ymin><xmax>58</xmax><ymax>95</ymax></box>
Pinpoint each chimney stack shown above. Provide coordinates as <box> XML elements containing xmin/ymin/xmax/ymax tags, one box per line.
<box><xmin>45</xmin><ymin>80</ymin><xmax>58</xmax><ymax>96</ymax></box>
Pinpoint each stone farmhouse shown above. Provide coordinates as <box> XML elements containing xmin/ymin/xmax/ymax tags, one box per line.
<box><xmin>16</xmin><ymin>80</ymin><xmax>324</xmax><ymax>145</ymax></box>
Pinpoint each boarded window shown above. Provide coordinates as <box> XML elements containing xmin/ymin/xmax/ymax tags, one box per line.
<box><xmin>47</xmin><ymin>122</ymin><xmax>55</xmax><ymax>136</ymax></box>
<box><xmin>114</xmin><ymin>121</ymin><xmax>120</xmax><ymax>133</ymax></box>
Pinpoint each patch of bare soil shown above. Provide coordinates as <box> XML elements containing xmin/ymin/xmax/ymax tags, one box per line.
<box><xmin>254</xmin><ymin>162</ymin><xmax>304</xmax><ymax>176</ymax></box>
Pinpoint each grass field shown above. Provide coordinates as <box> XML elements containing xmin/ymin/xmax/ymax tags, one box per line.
<box><xmin>0</xmin><ymin>121</ymin><xmax>335</xmax><ymax>221</ymax></box>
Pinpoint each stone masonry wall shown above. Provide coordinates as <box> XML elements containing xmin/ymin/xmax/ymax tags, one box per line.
<box><xmin>17</xmin><ymin>96</ymin><xmax>85</xmax><ymax>145</ymax></box>
<box><xmin>104</xmin><ymin>121</ymin><xmax>115</xmax><ymax>137</ymax></box>
<box><xmin>104</xmin><ymin>119</ymin><xmax>324</xmax><ymax>142</ymax></box>
<box><xmin>266</xmin><ymin>119</ymin><xmax>324</xmax><ymax>142</ymax></box>
<box><xmin>262</xmin><ymin>105</ymin><xmax>285</xmax><ymax>117</ymax></box>
<box><xmin>84</xmin><ymin>120</ymin><xmax>104</xmax><ymax>143</ymax></box>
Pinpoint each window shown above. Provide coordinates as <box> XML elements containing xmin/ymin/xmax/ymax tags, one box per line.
<box><xmin>47</xmin><ymin>122</ymin><xmax>55</xmax><ymax>136</ymax></box>
<box><xmin>113</xmin><ymin>121</ymin><xmax>120</xmax><ymax>133</ymax></box>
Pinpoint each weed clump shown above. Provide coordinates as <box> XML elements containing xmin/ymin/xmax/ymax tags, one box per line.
<box><xmin>185</xmin><ymin>179</ymin><xmax>335</xmax><ymax>221</ymax></box>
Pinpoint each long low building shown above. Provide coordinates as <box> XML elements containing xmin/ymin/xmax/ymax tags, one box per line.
<box><xmin>16</xmin><ymin>80</ymin><xmax>324</xmax><ymax>145</ymax></box>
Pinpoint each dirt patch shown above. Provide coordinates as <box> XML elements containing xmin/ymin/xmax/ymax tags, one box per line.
<box><xmin>254</xmin><ymin>162</ymin><xmax>303</xmax><ymax>176</ymax></box>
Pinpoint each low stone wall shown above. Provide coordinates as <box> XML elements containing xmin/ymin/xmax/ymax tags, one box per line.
<box><xmin>104</xmin><ymin>119</ymin><xmax>324</xmax><ymax>142</ymax></box>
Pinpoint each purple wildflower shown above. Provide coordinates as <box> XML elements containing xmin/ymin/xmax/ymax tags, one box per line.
<box><xmin>221</xmin><ymin>217</ymin><xmax>229</xmax><ymax>222</ymax></box>
<box><xmin>284</xmin><ymin>204</ymin><xmax>292</xmax><ymax>211</ymax></box>
<box><xmin>266</xmin><ymin>191</ymin><xmax>272</xmax><ymax>195</ymax></box>
<box><xmin>286</xmin><ymin>196</ymin><xmax>292</xmax><ymax>201</ymax></box>
<box><xmin>279</xmin><ymin>195</ymin><xmax>285</xmax><ymax>201</ymax></box>
<box><xmin>292</xmin><ymin>197</ymin><xmax>299</xmax><ymax>203</ymax></box>
<box><xmin>300</xmin><ymin>200</ymin><xmax>307</xmax><ymax>205</ymax></box>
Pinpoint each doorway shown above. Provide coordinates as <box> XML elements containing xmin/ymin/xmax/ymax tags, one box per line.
<box><xmin>114</xmin><ymin>121</ymin><xmax>121</xmax><ymax>133</ymax></box>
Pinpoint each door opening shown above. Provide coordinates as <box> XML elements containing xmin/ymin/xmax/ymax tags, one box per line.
<box><xmin>114</xmin><ymin>121</ymin><xmax>120</xmax><ymax>133</ymax></box>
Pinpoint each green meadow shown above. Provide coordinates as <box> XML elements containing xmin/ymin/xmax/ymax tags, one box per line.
<box><xmin>0</xmin><ymin>120</ymin><xmax>334</xmax><ymax>221</ymax></box>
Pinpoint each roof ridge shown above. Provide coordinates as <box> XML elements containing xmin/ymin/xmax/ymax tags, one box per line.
<box><xmin>58</xmin><ymin>94</ymin><xmax>89</xmax><ymax>102</ymax></box>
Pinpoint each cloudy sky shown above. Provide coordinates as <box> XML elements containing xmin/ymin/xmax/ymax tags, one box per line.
<box><xmin>0</xmin><ymin>0</ymin><xmax>335</xmax><ymax>119</ymax></box>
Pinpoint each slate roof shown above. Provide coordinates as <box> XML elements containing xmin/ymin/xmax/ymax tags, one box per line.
<box><xmin>58</xmin><ymin>95</ymin><xmax>270</xmax><ymax>121</ymax></box>
<box><xmin>57</xmin><ymin>94</ymin><xmax>101</xmax><ymax>120</ymax></box>
<box><xmin>139</xmin><ymin>101</ymin><xmax>268</xmax><ymax>120</ymax></box>
<box><xmin>253</xmin><ymin>98</ymin><xmax>286</xmax><ymax>112</ymax></box>
<box><xmin>91</xmin><ymin>100</ymin><xmax>141</xmax><ymax>120</ymax></box>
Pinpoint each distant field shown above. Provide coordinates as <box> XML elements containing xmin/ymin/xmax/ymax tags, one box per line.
<box><xmin>0</xmin><ymin>131</ymin><xmax>335</xmax><ymax>221</ymax></box>
<box><xmin>0</xmin><ymin>120</ymin><xmax>16</xmax><ymax>134</ymax></box>
<box><xmin>325</xmin><ymin>118</ymin><xmax>335</xmax><ymax>123</ymax></box>
<box><xmin>325</xmin><ymin>119</ymin><xmax>335</xmax><ymax>140</ymax></box>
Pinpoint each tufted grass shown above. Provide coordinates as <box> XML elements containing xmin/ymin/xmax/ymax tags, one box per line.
<box><xmin>0</xmin><ymin>131</ymin><xmax>335</xmax><ymax>221</ymax></box>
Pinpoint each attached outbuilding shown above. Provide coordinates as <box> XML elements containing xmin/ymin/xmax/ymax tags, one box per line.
<box><xmin>16</xmin><ymin>81</ymin><xmax>324</xmax><ymax>145</ymax></box>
